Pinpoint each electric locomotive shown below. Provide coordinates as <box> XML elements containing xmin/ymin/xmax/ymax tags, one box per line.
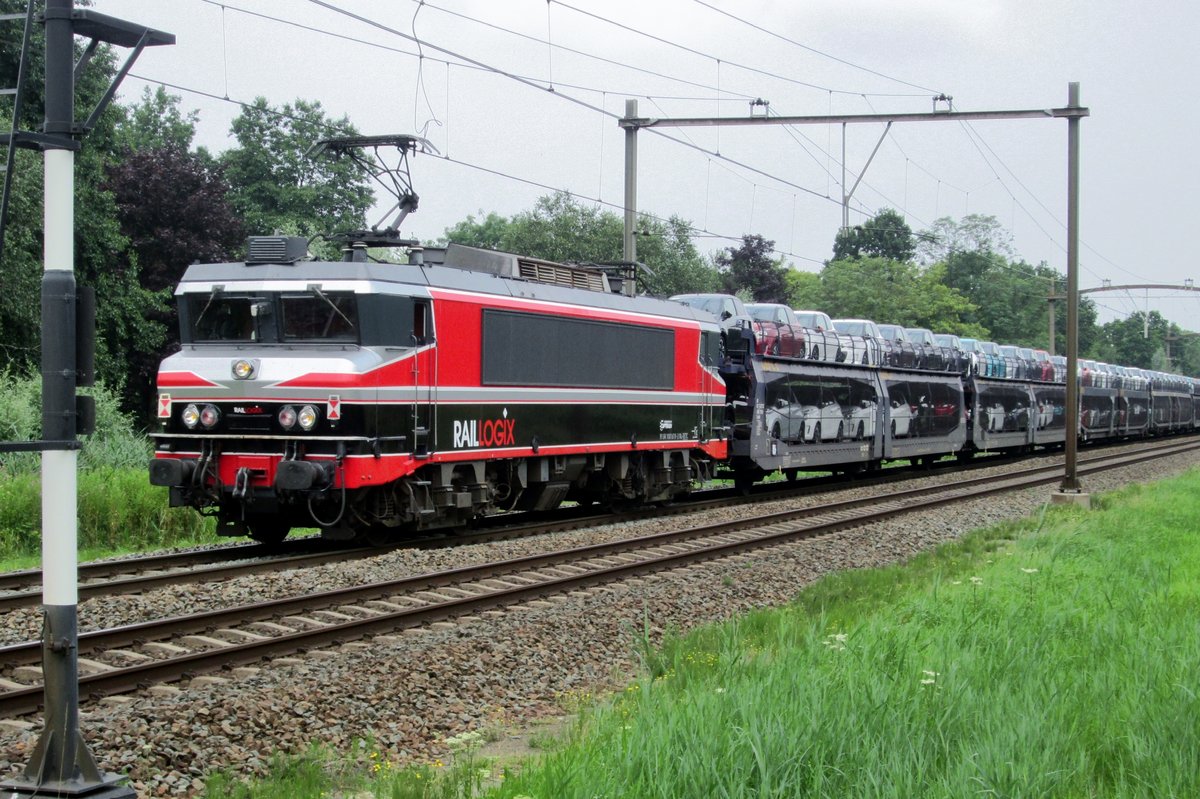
<box><xmin>148</xmin><ymin>135</ymin><xmax>728</xmax><ymax>544</ymax></box>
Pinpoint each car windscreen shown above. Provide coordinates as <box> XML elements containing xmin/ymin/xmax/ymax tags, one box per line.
<box><xmin>834</xmin><ymin>321</ymin><xmax>865</xmax><ymax>336</ymax></box>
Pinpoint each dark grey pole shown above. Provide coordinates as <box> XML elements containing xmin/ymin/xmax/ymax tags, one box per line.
<box><xmin>1061</xmin><ymin>82</ymin><xmax>1082</xmax><ymax>493</ymax></box>
<box><xmin>622</xmin><ymin>98</ymin><xmax>638</xmax><ymax>267</ymax></box>
<box><xmin>1</xmin><ymin>1</ymin><xmax>133</xmax><ymax>795</ymax></box>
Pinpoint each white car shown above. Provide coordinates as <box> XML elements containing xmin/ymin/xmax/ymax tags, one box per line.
<box><xmin>889</xmin><ymin>399</ymin><xmax>913</xmax><ymax>437</ymax></box>
<box><xmin>985</xmin><ymin>403</ymin><xmax>1006</xmax><ymax>432</ymax></box>
<box><xmin>764</xmin><ymin>398</ymin><xmax>807</xmax><ymax>441</ymax></box>
<box><xmin>847</xmin><ymin>399</ymin><xmax>878</xmax><ymax>439</ymax></box>
<box><xmin>803</xmin><ymin>401</ymin><xmax>848</xmax><ymax>442</ymax></box>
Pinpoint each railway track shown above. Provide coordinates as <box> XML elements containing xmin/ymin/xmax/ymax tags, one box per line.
<box><xmin>2</xmin><ymin>437</ymin><xmax>1194</xmax><ymax>720</ymax></box>
<box><xmin>0</xmin><ymin>450</ymin><xmax>1029</xmax><ymax>611</ymax></box>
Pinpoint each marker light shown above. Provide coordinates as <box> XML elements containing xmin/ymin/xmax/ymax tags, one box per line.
<box><xmin>297</xmin><ymin>405</ymin><xmax>319</xmax><ymax>431</ymax></box>
<box><xmin>182</xmin><ymin>404</ymin><xmax>200</xmax><ymax>429</ymax></box>
<box><xmin>199</xmin><ymin>405</ymin><xmax>220</xmax><ymax>429</ymax></box>
<box><xmin>278</xmin><ymin>405</ymin><xmax>297</xmax><ymax>430</ymax></box>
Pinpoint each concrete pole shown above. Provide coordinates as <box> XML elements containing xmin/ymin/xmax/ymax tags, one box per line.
<box><xmin>622</xmin><ymin>98</ymin><xmax>638</xmax><ymax>267</ymax></box>
<box><xmin>1060</xmin><ymin>82</ymin><xmax>1083</xmax><ymax>496</ymax></box>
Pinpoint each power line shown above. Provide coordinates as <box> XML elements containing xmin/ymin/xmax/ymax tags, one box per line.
<box><xmin>124</xmin><ymin>73</ymin><xmax>827</xmax><ymax>267</ymax></box>
<box><xmin>549</xmin><ymin>0</ymin><xmax>931</xmax><ymax>99</ymax></box>
<box><xmin>690</xmin><ymin>0</ymin><xmax>943</xmax><ymax>95</ymax></box>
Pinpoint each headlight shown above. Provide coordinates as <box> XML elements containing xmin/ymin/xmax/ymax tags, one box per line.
<box><xmin>297</xmin><ymin>405</ymin><xmax>319</xmax><ymax>431</ymax></box>
<box><xmin>199</xmin><ymin>405</ymin><xmax>220</xmax><ymax>429</ymax></box>
<box><xmin>278</xmin><ymin>405</ymin><xmax>297</xmax><ymax>430</ymax></box>
<box><xmin>182</xmin><ymin>404</ymin><xmax>200</xmax><ymax>429</ymax></box>
<box><xmin>232</xmin><ymin>359</ymin><xmax>256</xmax><ymax>380</ymax></box>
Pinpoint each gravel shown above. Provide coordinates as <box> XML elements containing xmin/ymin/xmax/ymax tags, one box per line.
<box><xmin>1</xmin><ymin>446</ymin><xmax>1197</xmax><ymax>797</ymax></box>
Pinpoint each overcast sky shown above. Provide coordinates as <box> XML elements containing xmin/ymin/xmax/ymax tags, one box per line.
<box><xmin>95</xmin><ymin>0</ymin><xmax>1200</xmax><ymax>328</ymax></box>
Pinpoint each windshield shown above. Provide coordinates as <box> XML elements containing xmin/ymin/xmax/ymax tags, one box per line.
<box><xmin>934</xmin><ymin>334</ymin><xmax>957</xmax><ymax>348</ymax></box>
<box><xmin>185</xmin><ymin>291</ymin><xmax>360</xmax><ymax>344</ymax></box>
<box><xmin>794</xmin><ymin>312</ymin><xmax>827</xmax><ymax>329</ymax></box>
<box><xmin>980</xmin><ymin>342</ymin><xmax>1000</xmax><ymax>355</ymax></box>
<box><xmin>834</xmin><ymin>320</ymin><xmax>866</xmax><ymax>336</ymax></box>
<box><xmin>281</xmin><ymin>292</ymin><xmax>357</xmax><ymax>341</ymax></box>
<box><xmin>746</xmin><ymin>305</ymin><xmax>778</xmax><ymax>322</ymax></box>
<box><xmin>878</xmin><ymin>325</ymin><xmax>906</xmax><ymax>341</ymax></box>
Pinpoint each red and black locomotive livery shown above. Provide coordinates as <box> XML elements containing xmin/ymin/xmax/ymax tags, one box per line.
<box><xmin>149</xmin><ymin>238</ymin><xmax>728</xmax><ymax>543</ymax></box>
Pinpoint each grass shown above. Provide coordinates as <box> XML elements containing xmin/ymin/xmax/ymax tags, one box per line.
<box><xmin>192</xmin><ymin>467</ymin><xmax>1200</xmax><ymax>798</ymax></box>
<box><xmin>0</xmin><ymin>369</ymin><xmax>218</xmax><ymax>565</ymax></box>
<box><xmin>488</xmin><ymin>473</ymin><xmax>1200</xmax><ymax>798</ymax></box>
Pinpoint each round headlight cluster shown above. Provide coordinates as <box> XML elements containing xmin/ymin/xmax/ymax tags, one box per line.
<box><xmin>278</xmin><ymin>405</ymin><xmax>319</xmax><ymax>431</ymax></box>
<box><xmin>182</xmin><ymin>403</ymin><xmax>220</xmax><ymax>430</ymax></box>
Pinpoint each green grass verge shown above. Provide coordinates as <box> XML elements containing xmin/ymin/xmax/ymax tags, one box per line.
<box><xmin>193</xmin><ymin>468</ymin><xmax>1200</xmax><ymax>798</ymax></box>
<box><xmin>0</xmin><ymin>468</ymin><xmax>215</xmax><ymax>566</ymax></box>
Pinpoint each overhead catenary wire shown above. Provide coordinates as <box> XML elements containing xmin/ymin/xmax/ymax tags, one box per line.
<box><xmin>124</xmin><ymin>72</ymin><xmax>826</xmax><ymax>267</ymax></box>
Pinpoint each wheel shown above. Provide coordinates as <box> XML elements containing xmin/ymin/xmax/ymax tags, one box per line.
<box><xmin>890</xmin><ymin>420</ymin><xmax>897</xmax><ymax>438</ymax></box>
<box><xmin>248</xmin><ymin>521</ymin><xmax>290</xmax><ymax>546</ymax></box>
<box><xmin>734</xmin><ymin>471</ymin><xmax>755</xmax><ymax>495</ymax></box>
<box><xmin>836</xmin><ymin>421</ymin><xmax>843</xmax><ymax>440</ymax></box>
<box><xmin>861</xmin><ymin>351</ymin><xmax>869</xmax><ymax>365</ymax></box>
<box><xmin>857</xmin><ymin>421</ymin><xmax>865</xmax><ymax>439</ymax></box>
<box><xmin>812</xmin><ymin>422</ymin><xmax>821</xmax><ymax>442</ymax></box>
<box><xmin>811</xmin><ymin>345</ymin><xmax>820</xmax><ymax>360</ymax></box>
<box><xmin>770</xmin><ymin>340</ymin><xmax>780</xmax><ymax>355</ymax></box>
<box><xmin>771</xmin><ymin>422</ymin><xmax>781</xmax><ymax>440</ymax></box>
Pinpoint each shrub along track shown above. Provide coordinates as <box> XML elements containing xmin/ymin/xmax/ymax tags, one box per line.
<box><xmin>0</xmin><ymin>437</ymin><xmax>1195</xmax><ymax>720</ymax></box>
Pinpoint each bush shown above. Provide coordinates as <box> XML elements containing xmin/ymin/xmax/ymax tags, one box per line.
<box><xmin>0</xmin><ymin>369</ymin><xmax>212</xmax><ymax>560</ymax></box>
<box><xmin>0</xmin><ymin>369</ymin><xmax>151</xmax><ymax>476</ymax></box>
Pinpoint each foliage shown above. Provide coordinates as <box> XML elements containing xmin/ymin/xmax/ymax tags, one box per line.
<box><xmin>220</xmin><ymin>97</ymin><xmax>373</xmax><ymax>252</ymax></box>
<box><xmin>783</xmin><ymin>268</ymin><xmax>822</xmax><ymax>311</ymax></box>
<box><xmin>716</xmin><ymin>233</ymin><xmax>788</xmax><ymax>302</ymax></box>
<box><xmin>443</xmin><ymin>191</ymin><xmax>719</xmax><ymax>297</ymax></box>
<box><xmin>1092</xmin><ymin>311</ymin><xmax>1200</xmax><ymax>375</ymax></box>
<box><xmin>491</xmin><ymin>472</ymin><xmax>1200</xmax><ymax>798</ymax></box>
<box><xmin>114</xmin><ymin>85</ymin><xmax>198</xmax><ymax>152</ymax></box>
<box><xmin>917</xmin><ymin>213</ymin><xmax>1016</xmax><ymax>264</ymax></box>
<box><xmin>832</xmin><ymin>207</ymin><xmax>915</xmax><ymax>262</ymax></box>
<box><xmin>105</xmin><ymin>140</ymin><xmax>244</xmax><ymax>418</ymax></box>
<box><xmin>939</xmin><ymin>248</ymin><xmax>1098</xmax><ymax>351</ymax></box>
<box><xmin>802</xmin><ymin>257</ymin><xmax>983</xmax><ymax>335</ymax></box>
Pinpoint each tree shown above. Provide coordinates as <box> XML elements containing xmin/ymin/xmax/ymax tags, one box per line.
<box><xmin>818</xmin><ymin>257</ymin><xmax>981</xmax><ymax>334</ymax></box>
<box><xmin>114</xmin><ymin>85</ymin><xmax>198</xmax><ymax>153</ymax></box>
<box><xmin>832</xmin><ymin>208</ymin><xmax>915</xmax><ymax>262</ymax></box>
<box><xmin>221</xmin><ymin>98</ymin><xmax>373</xmax><ymax>247</ymax></box>
<box><xmin>105</xmin><ymin>143</ymin><xmax>245</xmax><ymax>417</ymax></box>
<box><xmin>443</xmin><ymin>192</ymin><xmax>719</xmax><ymax>296</ymax></box>
<box><xmin>917</xmin><ymin>214</ymin><xmax>1014</xmax><ymax>264</ymax></box>
<box><xmin>717</xmin><ymin>234</ymin><xmax>788</xmax><ymax>303</ymax></box>
<box><xmin>784</xmin><ymin>268</ymin><xmax>822</xmax><ymax>310</ymax></box>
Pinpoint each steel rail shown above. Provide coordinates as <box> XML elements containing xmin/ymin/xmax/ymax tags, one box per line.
<box><xmin>1</xmin><ymin>438</ymin><xmax>1195</xmax><ymax>718</ymax></box>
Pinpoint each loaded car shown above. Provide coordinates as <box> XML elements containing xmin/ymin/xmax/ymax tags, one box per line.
<box><xmin>744</xmin><ymin>303</ymin><xmax>807</xmax><ymax>358</ymax></box>
<box><xmin>831</xmin><ymin>318</ymin><xmax>881</xmax><ymax>365</ymax></box>
<box><xmin>793</xmin><ymin>309</ymin><xmax>840</xmax><ymax>361</ymax></box>
<box><xmin>877</xmin><ymin>324</ymin><xmax>919</xmax><ymax>369</ymax></box>
<box><xmin>933</xmin><ymin>332</ymin><xmax>968</xmax><ymax>374</ymax></box>
<box><xmin>905</xmin><ymin>327</ymin><xmax>945</xmax><ymax>371</ymax></box>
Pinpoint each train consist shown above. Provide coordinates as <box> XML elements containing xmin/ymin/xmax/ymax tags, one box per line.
<box><xmin>148</xmin><ymin>234</ymin><xmax>1200</xmax><ymax>544</ymax></box>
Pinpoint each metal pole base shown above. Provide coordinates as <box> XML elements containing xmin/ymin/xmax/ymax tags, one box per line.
<box><xmin>0</xmin><ymin>731</ymin><xmax>134</xmax><ymax>796</ymax></box>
